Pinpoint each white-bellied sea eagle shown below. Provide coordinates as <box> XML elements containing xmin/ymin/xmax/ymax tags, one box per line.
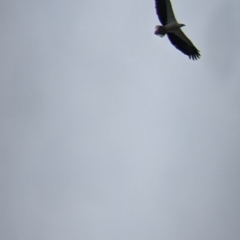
<box><xmin>154</xmin><ymin>0</ymin><xmax>200</xmax><ymax>60</ymax></box>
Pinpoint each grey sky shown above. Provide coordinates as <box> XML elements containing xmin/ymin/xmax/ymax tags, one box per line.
<box><xmin>1</xmin><ymin>0</ymin><xmax>240</xmax><ymax>239</ymax></box>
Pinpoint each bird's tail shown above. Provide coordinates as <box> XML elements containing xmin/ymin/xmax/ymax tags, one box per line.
<box><xmin>154</xmin><ymin>25</ymin><xmax>166</xmax><ymax>37</ymax></box>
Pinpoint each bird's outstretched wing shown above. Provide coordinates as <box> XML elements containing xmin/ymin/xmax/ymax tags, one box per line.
<box><xmin>167</xmin><ymin>30</ymin><xmax>200</xmax><ymax>60</ymax></box>
<box><xmin>155</xmin><ymin>0</ymin><xmax>177</xmax><ymax>25</ymax></box>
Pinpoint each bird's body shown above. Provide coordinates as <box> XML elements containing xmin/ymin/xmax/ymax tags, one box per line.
<box><xmin>164</xmin><ymin>22</ymin><xmax>184</xmax><ymax>32</ymax></box>
<box><xmin>154</xmin><ymin>0</ymin><xmax>200</xmax><ymax>60</ymax></box>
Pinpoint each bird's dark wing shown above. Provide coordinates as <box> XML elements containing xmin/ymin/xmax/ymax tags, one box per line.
<box><xmin>155</xmin><ymin>0</ymin><xmax>177</xmax><ymax>25</ymax></box>
<box><xmin>167</xmin><ymin>30</ymin><xmax>200</xmax><ymax>60</ymax></box>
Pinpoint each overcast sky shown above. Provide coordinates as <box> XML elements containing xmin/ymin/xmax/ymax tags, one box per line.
<box><xmin>1</xmin><ymin>0</ymin><xmax>240</xmax><ymax>239</ymax></box>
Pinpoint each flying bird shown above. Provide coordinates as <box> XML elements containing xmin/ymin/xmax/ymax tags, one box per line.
<box><xmin>154</xmin><ymin>0</ymin><xmax>200</xmax><ymax>60</ymax></box>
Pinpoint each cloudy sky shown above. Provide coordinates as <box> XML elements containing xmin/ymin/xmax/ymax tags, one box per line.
<box><xmin>1</xmin><ymin>0</ymin><xmax>240</xmax><ymax>239</ymax></box>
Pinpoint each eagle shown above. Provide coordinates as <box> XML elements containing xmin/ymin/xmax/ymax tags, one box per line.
<box><xmin>154</xmin><ymin>0</ymin><xmax>200</xmax><ymax>60</ymax></box>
